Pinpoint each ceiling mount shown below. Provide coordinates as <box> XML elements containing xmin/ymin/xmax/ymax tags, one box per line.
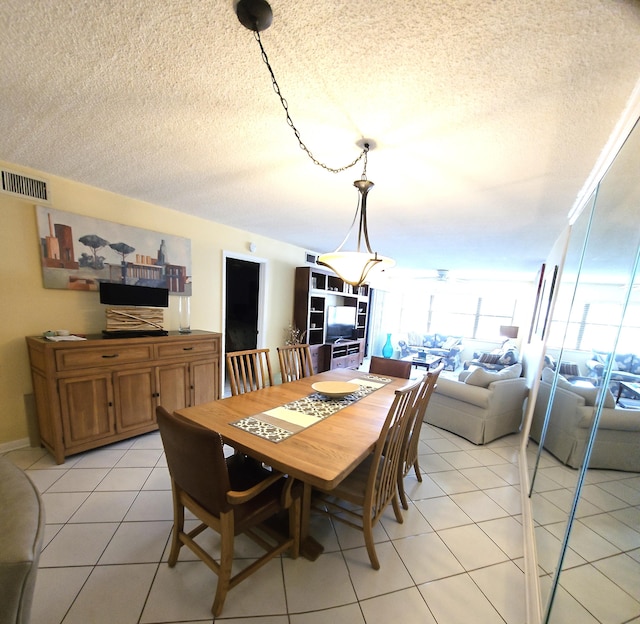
<box><xmin>235</xmin><ymin>0</ymin><xmax>273</xmax><ymax>32</ymax></box>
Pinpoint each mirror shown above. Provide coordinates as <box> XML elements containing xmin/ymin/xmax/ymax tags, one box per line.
<box><xmin>526</xmin><ymin>116</ymin><xmax>640</xmax><ymax>623</ymax></box>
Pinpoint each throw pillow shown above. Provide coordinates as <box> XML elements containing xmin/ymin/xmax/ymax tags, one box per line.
<box><xmin>464</xmin><ymin>363</ymin><xmax>522</xmax><ymax>388</ymax></box>
<box><xmin>479</xmin><ymin>352</ymin><xmax>501</xmax><ymax>365</ymax></box>
<box><xmin>558</xmin><ymin>362</ymin><xmax>580</xmax><ymax>377</ymax></box>
<box><xmin>442</xmin><ymin>336</ymin><xmax>459</xmax><ymax>350</ymax></box>
<box><xmin>499</xmin><ymin>348</ymin><xmax>519</xmax><ymax>366</ymax></box>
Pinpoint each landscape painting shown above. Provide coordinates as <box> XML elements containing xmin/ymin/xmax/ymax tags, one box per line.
<box><xmin>35</xmin><ymin>206</ymin><xmax>192</xmax><ymax>295</ymax></box>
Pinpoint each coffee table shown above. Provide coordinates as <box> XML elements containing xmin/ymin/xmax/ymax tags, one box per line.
<box><xmin>403</xmin><ymin>353</ymin><xmax>443</xmax><ymax>371</ymax></box>
<box><xmin>616</xmin><ymin>380</ymin><xmax>640</xmax><ymax>406</ymax></box>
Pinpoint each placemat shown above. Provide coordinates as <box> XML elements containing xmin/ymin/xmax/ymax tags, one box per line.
<box><xmin>231</xmin><ymin>374</ymin><xmax>391</xmax><ymax>442</ymax></box>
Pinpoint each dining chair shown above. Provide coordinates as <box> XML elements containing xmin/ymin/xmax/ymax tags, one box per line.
<box><xmin>226</xmin><ymin>348</ymin><xmax>274</xmax><ymax>395</ymax></box>
<box><xmin>368</xmin><ymin>355</ymin><xmax>412</xmax><ymax>379</ymax></box>
<box><xmin>277</xmin><ymin>343</ymin><xmax>314</xmax><ymax>383</ymax></box>
<box><xmin>397</xmin><ymin>363</ymin><xmax>444</xmax><ymax>509</ymax></box>
<box><xmin>311</xmin><ymin>377</ymin><xmax>422</xmax><ymax>569</ymax></box>
<box><xmin>156</xmin><ymin>406</ymin><xmax>301</xmax><ymax>616</ymax></box>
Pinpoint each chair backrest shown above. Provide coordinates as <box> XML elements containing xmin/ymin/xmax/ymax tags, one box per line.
<box><xmin>226</xmin><ymin>348</ymin><xmax>274</xmax><ymax>395</ymax></box>
<box><xmin>156</xmin><ymin>406</ymin><xmax>231</xmax><ymax>514</ymax></box>
<box><xmin>277</xmin><ymin>344</ymin><xmax>314</xmax><ymax>383</ymax></box>
<box><xmin>366</xmin><ymin>378</ymin><xmax>422</xmax><ymax>519</ymax></box>
<box><xmin>402</xmin><ymin>363</ymin><xmax>444</xmax><ymax>474</ymax></box>
<box><xmin>369</xmin><ymin>355</ymin><xmax>412</xmax><ymax>379</ymax></box>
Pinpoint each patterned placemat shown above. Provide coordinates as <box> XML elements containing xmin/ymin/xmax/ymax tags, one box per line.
<box><xmin>231</xmin><ymin>374</ymin><xmax>391</xmax><ymax>443</ymax></box>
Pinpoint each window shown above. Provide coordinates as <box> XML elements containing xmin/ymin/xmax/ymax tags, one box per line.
<box><xmin>398</xmin><ymin>291</ymin><xmax>516</xmax><ymax>340</ymax></box>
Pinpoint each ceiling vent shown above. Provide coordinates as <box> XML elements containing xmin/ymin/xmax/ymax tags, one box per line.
<box><xmin>1</xmin><ymin>169</ymin><xmax>50</xmax><ymax>204</ymax></box>
<box><xmin>305</xmin><ymin>251</ymin><xmax>319</xmax><ymax>265</ymax></box>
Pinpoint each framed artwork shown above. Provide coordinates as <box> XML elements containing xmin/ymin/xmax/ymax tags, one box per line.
<box><xmin>35</xmin><ymin>206</ymin><xmax>191</xmax><ymax>294</ymax></box>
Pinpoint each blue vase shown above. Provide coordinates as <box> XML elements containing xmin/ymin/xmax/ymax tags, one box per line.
<box><xmin>382</xmin><ymin>333</ymin><xmax>393</xmax><ymax>358</ymax></box>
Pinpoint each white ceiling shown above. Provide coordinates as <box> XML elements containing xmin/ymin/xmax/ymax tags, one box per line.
<box><xmin>2</xmin><ymin>0</ymin><xmax>640</xmax><ymax>280</ymax></box>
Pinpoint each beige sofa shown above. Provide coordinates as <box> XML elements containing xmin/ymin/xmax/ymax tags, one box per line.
<box><xmin>530</xmin><ymin>380</ymin><xmax>640</xmax><ymax>471</ymax></box>
<box><xmin>0</xmin><ymin>456</ymin><xmax>45</xmax><ymax>624</ymax></box>
<box><xmin>427</xmin><ymin>364</ymin><xmax>529</xmax><ymax>444</ymax></box>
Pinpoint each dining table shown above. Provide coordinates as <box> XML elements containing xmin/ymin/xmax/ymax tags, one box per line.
<box><xmin>175</xmin><ymin>367</ymin><xmax>412</xmax><ymax>559</ymax></box>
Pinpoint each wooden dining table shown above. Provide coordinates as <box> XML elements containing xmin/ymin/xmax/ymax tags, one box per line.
<box><xmin>175</xmin><ymin>367</ymin><xmax>411</xmax><ymax>559</ymax></box>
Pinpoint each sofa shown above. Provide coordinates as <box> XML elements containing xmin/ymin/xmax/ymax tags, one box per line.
<box><xmin>426</xmin><ymin>363</ymin><xmax>529</xmax><ymax>444</ymax></box>
<box><xmin>0</xmin><ymin>455</ymin><xmax>45</xmax><ymax>624</ymax></box>
<box><xmin>585</xmin><ymin>350</ymin><xmax>640</xmax><ymax>399</ymax></box>
<box><xmin>398</xmin><ymin>333</ymin><xmax>463</xmax><ymax>371</ymax></box>
<box><xmin>463</xmin><ymin>346</ymin><xmax>519</xmax><ymax>372</ymax></box>
<box><xmin>530</xmin><ymin>372</ymin><xmax>640</xmax><ymax>472</ymax></box>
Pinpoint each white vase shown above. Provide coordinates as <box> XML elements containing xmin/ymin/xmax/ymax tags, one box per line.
<box><xmin>178</xmin><ymin>296</ymin><xmax>191</xmax><ymax>333</ymax></box>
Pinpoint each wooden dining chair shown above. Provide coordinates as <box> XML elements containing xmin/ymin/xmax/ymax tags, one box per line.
<box><xmin>311</xmin><ymin>377</ymin><xmax>422</xmax><ymax>569</ymax></box>
<box><xmin>277</xmin><ymin>344</ymin><xmax>314</xmax><ymax>383</ymax></box>
<box><xmin>226</xmin><ymin>348</ymin><xmax>274</xmax><ymax>395</ymax></box>
<box><xmin>397</xmin><ymin>363</ymin><xmax>444</xmax><ymax>509</ymax></box>
<box><xmin>156</xmin><ymin>406</ymin><xmax>301</xmax><ymax>616</ymax></box>
<box><xmin>369</xmin><ymin>355</ymin><xmax>412</xmax><ymax>379</ymax></box>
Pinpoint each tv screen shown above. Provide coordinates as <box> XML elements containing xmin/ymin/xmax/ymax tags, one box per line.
<box><xmin>99</xmin><ymin>282</ymin><xmax>169</xmax><ymax>308</ymax></box>
<box><xmin>326</xmin><ymin>305</ymin><xmax>356</xmax><ymax>341</ymax></box>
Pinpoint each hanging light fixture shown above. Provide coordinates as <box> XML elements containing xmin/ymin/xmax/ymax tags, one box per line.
<box><xmin>235</xmin><ymin>0</ymin><xmax>395</xmax><ymax>287</ymax></box>
<box><xmin>317</xmin><ymin>143</ymin><xmax>394</xmax><ymax>286</ymax></box>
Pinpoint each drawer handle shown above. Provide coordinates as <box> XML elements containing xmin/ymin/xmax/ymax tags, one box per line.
<box><xmin>101</xmin><ymin>354</ymin><xmax>119</xmax><ymax>359</ymax></box>
<box><xmin>182</xmin><ymin>347</ymin><xmax>194</xmax><ymax>351</ymax></box>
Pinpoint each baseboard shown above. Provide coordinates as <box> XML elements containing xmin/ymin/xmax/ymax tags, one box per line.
<box><xmin>0</xmin><ymin>438</ymin><xmax>31</xmax><ymax>454</ymax></box>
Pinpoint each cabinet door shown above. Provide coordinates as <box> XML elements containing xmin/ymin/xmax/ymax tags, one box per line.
<box><xmin>156</xmin><ymin>362</ymin><xmax>190</xmax><ymax>413</ymax></box>
<box><xmin>190</xmin><ymin>358</ymin><xmax>219</xmax><ymax>405</ymax></box>
<box><xmin>113</xmin><ymin>368</ymin><xmax>156</xmax><ymax>432</ymax></box>
<box><xmin>59</xmin><ymin>374</ymin><xmax>115</xmax><ymax>448</ymax></box>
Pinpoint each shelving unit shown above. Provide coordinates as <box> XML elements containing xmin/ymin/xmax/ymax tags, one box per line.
<box><xmin>293</xmin><ymin>266</ymin><xmax>369</xmax><ymax>372</ymax></box>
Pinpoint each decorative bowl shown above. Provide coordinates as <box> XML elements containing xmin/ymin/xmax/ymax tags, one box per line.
<box><xmin>311</xmin><ymin>381</ymin><xmax>360</xmax><ymax>398</ymax></box>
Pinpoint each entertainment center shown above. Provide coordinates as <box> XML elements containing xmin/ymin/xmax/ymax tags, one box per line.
<box><xmin>293</xmin><ymin>266</ymin><xmax>369</xmax><ymax>372</ymax></box>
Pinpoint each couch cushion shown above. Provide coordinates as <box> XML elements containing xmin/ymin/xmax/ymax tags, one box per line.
<box><xmin>442</xmin><ymin>336</ymin><xmax>459</xmax><ymax>350</ymax></box>
<box><xmin>465</xmin><ymin>363</ymin><xmax>522</xmax><ymax>388</ymax></box>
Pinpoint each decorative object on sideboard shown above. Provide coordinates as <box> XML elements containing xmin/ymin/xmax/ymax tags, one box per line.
<box><xmin>382</xmin><ymin>333</ymin><xmax>394</xmax><ymax>358</ymax></box>
<box><xmin>178</xmin><ymin>295</ymin><xmax>191</xmax><ymax>333</ymax></box>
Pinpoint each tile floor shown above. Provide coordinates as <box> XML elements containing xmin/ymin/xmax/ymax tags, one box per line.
<box><xmin>5</xmin><ymin>423</ymin><xmax>528</xmax><ymax>624</ymax></box>
<box><xmin>526</xmin><ymin>443</ymin><xmax>640</xmax><ymax>624</ymax></box>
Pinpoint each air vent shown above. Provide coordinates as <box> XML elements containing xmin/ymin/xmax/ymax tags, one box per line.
<box><xmin>305</xmin><ymin>251</ymin><xmax>319</xmax><ymax>265</ymax></box>
<box><xmin>1</xmin><ymin>169</ymin><xmax>50</xmax><ymax>204</ymax></box>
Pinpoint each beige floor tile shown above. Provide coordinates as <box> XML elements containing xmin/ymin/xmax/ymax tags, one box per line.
<box><xmin>342</xmin><ymin>540</ymin><xmax>414</xmax><ymax>600</ymax></box>
<box><xmin>360</xmin><ymin>587</ymin><xmax>437</xmax><ymax>624</ymax></box>
<box><xmin>124</xmin><ymin>489</ymin><xmax>173</xmax><ymax>521</ymax></box>
<box><xmin>62</xmin><ymin>563</ymin><xmax>157</xmax><ymax>624</ymax></box>
<box><xmin>39</xmin><ymin>522</ymin><xmax>119</xmax><ymax>567</ymax></box>
<box><xmin>470</xmin><ymin>561</ymin><xmax>527</xmax><ymax>624</ymax></box>
<box><xmin>31</xmin><ymin>566</ymin><xmax>93</xmax><ymax>624</ymax></box>
<box><xmin>450</xmin><ymin>490</ymin><xmax>510</xmax><ymax>522</ymax></box>
<box><xmin>283</xmin><ymin>551</ymin><xmax>357</xmax><ymax>613</ymax></box>
<box><xmin>99</xmin><ymin>520</ymin><xmax>172</xmax><ymax>564</ymax></box>
<box><xmin>96</xmin><ymin>466</ymin><xmax>153</xmax><ymax>491</ymax></box>
<box><xmin>438</xmin><ymin>524</ymin><xmax>509</xmax><ymax>570</ymax></box>
<box><xmin>413</xmin><ymin>495</ymin><xmax>472</xmax><ymax>531</ymax></box>
<box><xmin>290</xmin><ymin>603</ymin><xmax>364</xmax><ymax>624</ymax></box>
<box><xmin>419</xmin><ymin>573</ymin><xmax>504</xmax><ymax>624</ymax></box>
<box><xmin>393</xmin><ymin>532</ymin><xmax>464</xmax><ymax>584</ymax></box>
<box><xmin>69</xmin><ymin>490</ymin><xmax>138</xmax><ymax>523</ymax></box>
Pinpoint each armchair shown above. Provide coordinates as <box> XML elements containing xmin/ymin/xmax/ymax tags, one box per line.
<box><xmin>427</xmin><ymin>364</ymin><xmax>528</xmax><ymax>444</ymax></box>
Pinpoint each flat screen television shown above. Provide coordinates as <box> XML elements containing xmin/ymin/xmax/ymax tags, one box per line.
<box><xmin>99</xmin><ymin>282</ymin><xmax>169</xmax><ymax>308</ymax></box>
<box><xmin>326</xmin><ymin>305</ymin><xmax>357</xmax><ymax>342</ymax></box>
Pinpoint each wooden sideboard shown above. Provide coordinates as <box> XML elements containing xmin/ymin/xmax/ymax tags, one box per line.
<box><xmin>26</xmin><ymin>330</ymin><xmax>222</xmax><ymax>463</ymax></box>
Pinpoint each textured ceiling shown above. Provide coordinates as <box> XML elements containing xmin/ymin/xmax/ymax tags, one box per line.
<box><xmin>2</xmin><ymin>0</ymin><xmax>640</xmax><ymax>280</ymax></box>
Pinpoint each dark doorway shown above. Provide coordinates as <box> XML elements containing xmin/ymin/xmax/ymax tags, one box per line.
<box><xmin>225</xmin><ymin>258</ymin><xmax>260</xmax><ymax>355</ymax></box>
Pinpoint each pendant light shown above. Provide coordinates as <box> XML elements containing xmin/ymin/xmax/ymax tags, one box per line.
<box><xmin>235</xmin><ymin>0</ymin><xmax>395</xmax><ymax>287</ymax></box>
<box><xmin>317</xmin><ymin>144</ymin><xmax>394</xmax><ymax>286</ymax></box>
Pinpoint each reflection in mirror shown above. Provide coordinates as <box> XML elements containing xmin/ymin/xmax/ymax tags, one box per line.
<box><xmin>527</xmin><ymin>117</ymin><xmax>640</xmax><ymax>623</ymax></box>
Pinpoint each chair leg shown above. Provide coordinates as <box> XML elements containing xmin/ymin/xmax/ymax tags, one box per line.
<box><xmin>212</xmin><ymin>515</ymin><xmax>234</xmax><ymax>617</ymax></box>
<box><xmin>413</xmin><ymin>459</ymin><xmax>422</xmax><ymax>482</ymax></box>
<box><xmin>362</xmin><ymin>516</ymin><xmax>380</xmax><ymax>570</ymax></box>
<box><xmin>391</xmin><ymin>494</ymin><xmax>404</xmax><ymax>524</ymax></box>
<box><xmin>168</xmin><ymin>486</ymin><xmax>184</xmax><ymax>566</ymax></box>
<box><xmin>398</xmin><ymin>473</ymin><xmax>409</xmax><ymax>511</ymax></box>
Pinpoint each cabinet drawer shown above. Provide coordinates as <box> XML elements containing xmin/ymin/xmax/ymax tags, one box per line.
<box><xmin>156</xmin><ymin>339</ymin><xmax>218</xmax><ymax>359</ymax></box>
<box><xmin>55</xmin><ymin>344</ymin><xmax>154</xmax><ymax>371</ymax></box>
